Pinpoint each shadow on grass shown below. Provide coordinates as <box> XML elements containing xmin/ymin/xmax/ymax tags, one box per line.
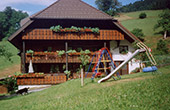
<box><xmin>0</xmin><ymin>93</ymin><xmax>32</xmax><ymax>100</ymax></box>
<box><xmin>154</xmin><ymin>31</ymin><xmax>164</xmax><ymax>36</ymax></box>
<box><xmin>0</xmin><ymin>94</ymin><xmax>18</xmax><ymax>100</ymax></box>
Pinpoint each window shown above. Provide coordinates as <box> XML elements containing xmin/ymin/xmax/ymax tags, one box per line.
<box><xmin>119</xmin><ymin>46</ymin><xmax>128</xmax><ymax>54</ymax></box>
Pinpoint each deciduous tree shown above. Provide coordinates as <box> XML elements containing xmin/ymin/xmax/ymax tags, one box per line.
<box><xmin>95</xmin><ymin>0</ymin><xmax>121</xmax><ymax>16</ymax></box>
<box><xmin>131</xmin><ymin>28</ymin><xmax>145</xmax><ymax>41</ymax></box>
<box><xmin>0</xmin><ymin>7</ymin><xmax>28</xmax><ymax>40</ymax></box>
<box><xmin>154</xmin><ymin>9</ymin><xmax>170</xmax><ymax>39</ymax></box>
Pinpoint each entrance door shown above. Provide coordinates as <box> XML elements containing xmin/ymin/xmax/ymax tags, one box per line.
<box><xmin>115</xmin><ymin>61</ymin><xmax>128</xmax><ymax>75</ymax></box>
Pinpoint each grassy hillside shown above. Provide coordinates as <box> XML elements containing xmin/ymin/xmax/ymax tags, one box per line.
<box><xmin>115</xmin><ymin>10</ymin><xmax>170</xmax><ymax>49</ymax></box>
<box><xmin>0</xmin><ymin>10</ymin><xmax>169</xmax><ymax>78</ymax></box>
<box><xmin>0</xmin><ymin>65</ymin><xmax>170</xmax><ymax>110</ymax></box>
<box><xmin>0</xmin><ymin>41</ymin><xmax>20</xmax><ymax>76</ymax></box>
<box><xmin>123</xmin><ymin>10</ymin><xmax>162</xmax><ymax>19</ymax></box>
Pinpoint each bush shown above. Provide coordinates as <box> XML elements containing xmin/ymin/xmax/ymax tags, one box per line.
<box><xmin>131</xmin><ymin>28</ymin><xmax>145</xmax><ymax>41</ymax></box>
<box><xmin>139</xmin><ymin>12</ymin><xmax>147</xmax><ymax>19</ymax></box>
<box><xmin>156</xmin><ymin>39</ymin><xmax>169</xmax><ymax>55</ymax></box>
<box><xmin>0</xmin><ymin>76</ymin><xmax>18</xmax><ymax>94</ymax></box>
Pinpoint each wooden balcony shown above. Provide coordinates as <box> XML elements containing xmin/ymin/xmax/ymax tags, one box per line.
<box><xmin>16</xmin><ymin>74</ymin><xmax>66</xmax><ymax>85</ymax></box>
<box><xmin>26</xmin><ymin>52</ymin><xmax>98</xmax><ymax>63</ymax></box>
<box><xmin>22</xmin><ymin>29</ymin><xmax>124</xmax><ymax>40</ymax></box>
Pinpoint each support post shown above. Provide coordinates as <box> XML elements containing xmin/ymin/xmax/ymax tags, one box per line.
<box><xmin>22</xmin><ymin>41</ymin><xmax>26</xmax><ymax>73</ymax></box>
<box><xmin>65</xmin><ymin>42</ymin><xmax>68</xmax><ymax>71</ymax></box>
<box><xmin>104</xmin><ymin>42</ymin><xmax>107</xmax><ymax>47</ymax></box>
<box><xmin>81</xmin><ymin>68</ymin><xmax>84</xmax><ymax>86</ymax></box>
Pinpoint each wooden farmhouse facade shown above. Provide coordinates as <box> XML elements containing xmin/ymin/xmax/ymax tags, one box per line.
<box><xmin>8</xmin><ymin>0</ymin><xmax>140</xmax><ymax>85</ymax></box>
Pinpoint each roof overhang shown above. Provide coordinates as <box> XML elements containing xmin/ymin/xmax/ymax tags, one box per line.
<box><xmin>112</xmin><ymin>21</ymin><xmax>141</xmax><ymax>42</ymax></box>
<box><xmin>8</xmin><ymin>20</ymin><xmax>33</xmax><ymax>41</ymax></box>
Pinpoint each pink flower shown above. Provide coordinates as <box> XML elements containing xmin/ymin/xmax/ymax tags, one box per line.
<box><xmin>8</xmin><ymin>75</ymin><xmax>12</xmax><ymax>78</ymax></box>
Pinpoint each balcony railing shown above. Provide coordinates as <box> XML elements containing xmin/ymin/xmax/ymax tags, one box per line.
<box><xmin>22</xmin><ymin>29</ymin><xmax>124</xmax><ymax>41</ymax></box>
<box><xmin>16</xmin><ymin>74</ymin><xmax>66</xmax><ymax>85</ymax></box>
<box><xmin>26</xmin><ymin>52</ymin><xmax>98</xmax><ymax>63</ymax></box>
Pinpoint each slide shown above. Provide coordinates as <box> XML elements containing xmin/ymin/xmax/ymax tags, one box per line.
<box><xmin>98</xmin><ymin>49</ymin><xmax>146</xmax><ymax>83</ymax></box>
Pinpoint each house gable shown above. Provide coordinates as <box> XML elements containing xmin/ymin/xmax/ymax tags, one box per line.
<box><xmin>31</xmin><ymin>0</ymin><xmax>113</xmax><ymax>20</ymax></box>
<box><xmin>8</xmin><ymin>0</ymin><xmax>140</xmax><ymax>50</ymax></box>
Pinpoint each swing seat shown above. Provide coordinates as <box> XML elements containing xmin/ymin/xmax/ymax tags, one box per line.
<box><xmin>143</xmin><ymin>66</ymin><xmax>157</xmax><ymax>72</ymax></box>
<box><xmin>95</xmin><ymin>72</ymin><xmax>102</xmax><ymax>77</ymax></box>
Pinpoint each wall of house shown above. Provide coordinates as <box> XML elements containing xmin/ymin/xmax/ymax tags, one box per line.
<box><xmin>110</xmin><ymin>39</ymin><xmax>141</xmax><ymax>74</ymax></box>
<box><xmin>25</xmin><ymin>40</ymin><xmax>110</xmax><ymax>73</ymax></box>
<box><xmin>25</xmin><ymin>40</ymin><xmax>109</xmax><ymax>52</ymax></box>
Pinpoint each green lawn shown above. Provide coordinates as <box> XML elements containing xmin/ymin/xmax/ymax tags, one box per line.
<box><xmin>0</xmin><ymin>41</ymin><xmax>20</xmax><ymax>70</ymax></box>
<box><xmin>119</xmin><ymin>10</ymin><xmax>170</xmax><ymax>49</ymax></box>
<box><xmin>0</xmin><ymin>65</ymin><xmax>169</xmax><ymax>110</ymax></box>
<box><xmin>123</xmin><ymin>10</ymin><xmax>163</xmax><ymax>18</ymax></box>
<box><xmin>121</xmin><ymin>17</ymin><xmax>161</xmax><ymax>37</ymax></box>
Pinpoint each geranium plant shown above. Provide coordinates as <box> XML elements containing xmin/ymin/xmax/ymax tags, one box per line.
<box><xmin>0</xmin><ymin>75</ymin><xmax>18</xmax><ymax>94</ymax></box>
<box><xmin>50</xmin><ymin>25</ymin><xmax>100</xmax><ymax>34</ymax></box>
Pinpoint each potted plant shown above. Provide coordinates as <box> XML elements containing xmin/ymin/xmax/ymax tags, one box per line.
<box><xmin>84</xmin><ymin>49</ymin><xmax>91</xmax><ymax>55</ymax></box>
<box><xmin>91</xmin><ymin>27</ymin><xmax>100</xmax><ymax>34</ymax></box>
<box><xmin>67</xmin><ymin>49</ymin><xmax>77</xmax><ymax>55</ymax></box>
<box><xmin>26</xmin><ymin>49</ymin><xmax>34</xmax><ymax>57</ymax></box>
<box><xmin>84</xmin><ymin>27</ymin><xmax>92</xmax><ymax>32</ymax></box>
<box><xmin>47</xmin><ymin>47</ymin><xmax>52</xmax><ymax>52</ymax></box>
<box><xmin>56</xmin><ymin>50</ymin><xmax>65</xmax><ymax>57</ymax></box>
<box><xmin>64</xmin><ymin>70</ymin><xmax>71</xmax><ymax>79</ymax></box>
<box><xmin>121</xmin><ymin>50</ymin><xmax>128</xmax><ymax>54</ymax></box>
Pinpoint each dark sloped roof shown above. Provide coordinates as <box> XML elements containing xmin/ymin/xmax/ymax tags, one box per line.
<box><xmin>8</xmin><ymin>0</ymin><xmax>140</xmax><ymax>49</ymax></box>
<box><xmin>31</xmin><ymin>0</ymin><xmax>113</xmax><ymax>20</ymax></box>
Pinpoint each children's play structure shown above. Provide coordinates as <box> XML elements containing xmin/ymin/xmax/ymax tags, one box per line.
<box><xmin>86</xmin><ymin>42</ymin><xmax>157</xmax><ymax>83</ymax></box>
<box><xmin>85</xmin><ymin>47</ymin><xmax>121</xmax><ymax>80</ymax></box>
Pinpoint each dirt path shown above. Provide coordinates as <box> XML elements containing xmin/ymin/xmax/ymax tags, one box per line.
<box><xmin>114</xmin><ymin>14</ymin><xmax>134</xmax><ymax>21</ymax></box>
<box><xmin>0</xmin><ymin>64</ymin><xmax>20</xmax><ymax>78</ymax></box>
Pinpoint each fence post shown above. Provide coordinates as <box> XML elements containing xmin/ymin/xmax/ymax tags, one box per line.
<box><xmin>81</xmin><ymin>68</ymin><xmax>84</xmax><ymax>87</ymax></box>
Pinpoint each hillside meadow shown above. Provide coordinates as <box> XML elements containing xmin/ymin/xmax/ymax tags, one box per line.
<box><xmin>115</xmin><ymin>10</ymin><xmax>170</xmax><ymax>49</ymax></box>
<box><xmin>0</xmin><ymin>65</ymin><xmax>170</xmax><ymax>110</ymax></box>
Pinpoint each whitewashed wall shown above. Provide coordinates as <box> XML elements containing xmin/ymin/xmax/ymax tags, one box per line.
<box><xmin>110</xmin><ymin>39</ymin><xmax>141</xmax><ymax>74</ymax></box>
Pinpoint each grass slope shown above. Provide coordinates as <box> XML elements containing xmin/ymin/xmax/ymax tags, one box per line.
<box><xmin>123</xmin><ymin>10</ymin><xmax>162</xmax><ymax>19</ymax></box>
<box><xmin>0</xmin><ymin>41</ymin><xmax>20</xmax><ymax>74</ymax></box>
<box><xmin>0</xmin><ymin>66</ymin><xmax>170</xmax><ymax>110</ymax></box>
<box><xmin>116</xmin><ymin>10</ymin><xmax>170</xmax><ymax>49</ymax></box>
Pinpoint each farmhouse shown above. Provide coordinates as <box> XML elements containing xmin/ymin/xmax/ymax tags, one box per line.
<box><xmin>8</xmin><ymin>0</ymin><xmax>141</xmax><ymax>85</ymax></box>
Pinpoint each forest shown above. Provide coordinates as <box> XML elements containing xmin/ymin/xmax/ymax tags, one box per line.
<box><xmin>0</xmin><ymin>7</ymin><xmax>28</xmax><ymax>41</ymax></box>
<box><xmin>118</xmin><ymin>0</ymin><xmax>170</xmax><ymax>12</ymax></box>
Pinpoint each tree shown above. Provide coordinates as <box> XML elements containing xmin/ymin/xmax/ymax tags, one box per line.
<box><xmin>118</xmin><ymin>0</ymin><xmax>170</xmax><ymax>12</ymax></box>
<box><xmin>0</xmin><ymin>7</ymin><xmax>28</xmax><ymax>40</ymax></box>
<box><xmin>131</xmin><ymin>28</ymin><xmax>145</xmax><ymax>41</ymax></box>
<box><xmin>154</xmin><ymin>9</ymin><xmax>170</xmax><ymax>39</ymax></box>
<box><xmin>95</xmin><ymin>0</ymin><xmax>121</xmax><ymax>16</ymax></box>
<box><xmin>139</xmin><ymin>12</ymin><xmax>147</xmax><ymax>19</ymax></box>
<box><xmin>156</xmin><ymin>39</ymin><xmax>169</xmax><ymax>55</ymax></box>
<box><xmin>0</xmin><ymin>45</ymin><xmax>13</xmax><ymax>62</ymax></box>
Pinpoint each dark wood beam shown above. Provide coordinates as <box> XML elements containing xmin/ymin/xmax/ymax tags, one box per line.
<box><xmin>22</xmin><ymin>41</ymin><xmax>26</xmax><ymax>73</ymax></box>
<box><xmin>104</xmin><ymin>42</ymin><xmax>107</xmax><ymax>47</ymax></box>
<box><xmin>65</xmin><ymin>42</ymin><xmax>68</xmax><ymax>71</ymax></box>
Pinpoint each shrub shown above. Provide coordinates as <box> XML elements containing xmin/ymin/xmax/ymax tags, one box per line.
<box><xmin>56</xmin><ymin>50</ymin><xmax>65</xmax><ymax>57</ymax></box>
<box><xmin>0</xmin><ymin>76</ymin><xmax>18</xmax><ymax>94</ymax></box>
<box><xmin>64</xmin><ymin>70</ymin><xmax>71</xmax><ymax>78</ymax></box>
<box><xmin>131</xmin><ymin>28</ymin><xmax>145</xmax><ymax>41</ymax></box>
<box><xmin>0</xmin><ymin>45</ymin><xmax>13</xmax><ymax>62</ymax></box>
<box><xmin>156</xmin><ymin>39</ymin><xmax>169</xmax><ymax>55</ymax></box>
<box><xmin>91</xmin><ymin>28</ymin><xmax>100</xmax><ymax>34</ymax></box>
<box><xmin>139</xmin><ymin>12</ymin><xmax>147</xmax><ymax>19</ymax></box>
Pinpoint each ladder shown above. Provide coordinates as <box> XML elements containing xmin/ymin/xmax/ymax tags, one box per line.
<box><xmin>137</xmin><ymin>42</ymin><xmax>157</xmax><ymax>66</ymax></box>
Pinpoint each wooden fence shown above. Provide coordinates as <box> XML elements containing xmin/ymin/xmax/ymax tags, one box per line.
<box><xmin>16</xmin><ymin>75</ymin><xmax>66</xmax><ymax>85</ymax></box>
<box><xmin>22</xmin><ymin>29</ymin><xmax>124</xmax><ymax>40</ymax></box>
